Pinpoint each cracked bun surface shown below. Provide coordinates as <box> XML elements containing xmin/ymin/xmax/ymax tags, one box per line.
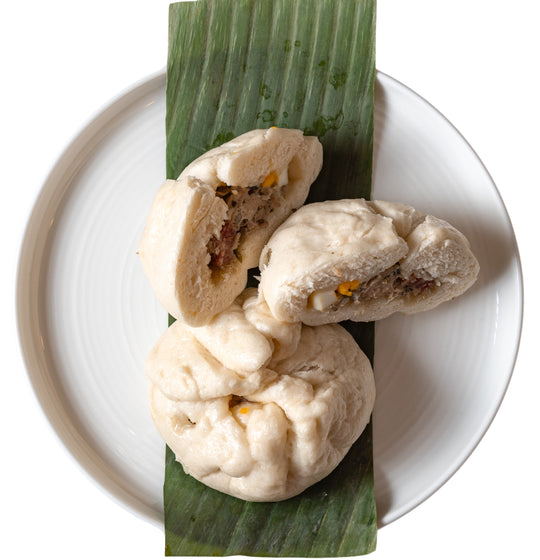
<box><xmin>258</xmin><ymin>199</ymin><xmax>480</xmax><ymax>325</ymax></box>
<box><xmin>138</xmin><ymin>128</ymin><xmax>323</xmax><ymax>326</ymax></box>
<box><xmin>146</xmin><ymin>289</ymin><xmax>375</xmax><ymax>502</ymax></box>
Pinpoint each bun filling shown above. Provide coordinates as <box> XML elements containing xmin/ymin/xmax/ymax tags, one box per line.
<box><xmin>308</xmin><ymin>263</ymin><xmax>438</xmax><ymax>311</ymax></box>
<box><xmin>207</xmin><ymin>179</ymin><xmax>285</xmax><ymax>270</ymax></box>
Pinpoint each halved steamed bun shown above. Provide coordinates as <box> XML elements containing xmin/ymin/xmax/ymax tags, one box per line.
<box><xmin>145</xmin><ymin>289</ymin><xmax>375</xmax><ymax>502</ymax></box>
<box><xmin>258</xmin><ymin>199</ymin><xmax>480</xmax><ymax>325</ymax></box>
<box><xmin>138</xmin><ymin>128</ymin><xmax>323</xmax><ymax>326</ymax></box>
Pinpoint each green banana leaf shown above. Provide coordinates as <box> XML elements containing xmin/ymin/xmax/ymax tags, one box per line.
<box><xmin>164</xmin><ymin>0</ymin><xmax>377</xmax><ymax>555</ymax></box>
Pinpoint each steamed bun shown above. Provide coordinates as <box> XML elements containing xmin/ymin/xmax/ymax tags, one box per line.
<box><xmin>138</xmin><ymin>128</ymin><xmax>322</xmax><ymax>327</ymax></box>
<box><xmin>146</xmin><ymin>289</ymin><xmax>375</xmax><ymax>501</ymax></box>
<box><xmin>258</xmin><ymin>199</ymin><xmax>479</xmax><ymax>325</ymax></box>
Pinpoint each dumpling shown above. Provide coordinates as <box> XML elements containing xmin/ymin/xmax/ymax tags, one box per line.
<box><xmin>145</xmin><ymin>288</ymin><xmax>375</xmax><ymax>502</ymax></box>
<box><xmin>138</xmin><ymin>128</ymin><xmax>323</xmax><ymax>326</ymax></box>
<box><xmin>258</xmin><ymin>199</ymin><xmax>480</xmax><ymax>325</ymax></box>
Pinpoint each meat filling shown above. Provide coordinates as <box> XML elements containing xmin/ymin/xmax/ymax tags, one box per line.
<box><xmin>333</xmin><ymin>263</ymin><xmax>436</xmax><ymax>309</ymax></box>
<box><xmin>308</xmin><ymin>263</ymin><xmax>438</xmax><ymax>311</ymax></box>
<box><xmin>207</xmin><ymin>184</ymin><xmax>283</xmax><ymax>269</ymax></box>
<box><xmin>355</xmin><ymin>264</ymin><xmax>434</xmax><ymax>301</ymax></box>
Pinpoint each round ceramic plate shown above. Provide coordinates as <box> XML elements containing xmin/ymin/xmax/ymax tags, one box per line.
<box><xmin>17</xmin><ymin>70</ymin><xmax>522</xmax><ymax>528</ymax></box>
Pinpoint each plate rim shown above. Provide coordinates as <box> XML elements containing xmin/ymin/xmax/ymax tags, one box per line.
<box><xmin>16</xmin><ymin>68</ymin><xmax>169</xmax><ymax>527</ymax></box>
<box><xmin>16</xmin><ymin>68</ymin><xmax>524</xmax><ymax>530</ymax></box>
<box><xmin>372</xmin><ymin>71</ymin><xmax>524</xmax><ymax>526</ymax></box>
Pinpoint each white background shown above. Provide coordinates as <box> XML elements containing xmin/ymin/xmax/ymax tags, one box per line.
<box><xmin>2</xmin><ymin>1</ymin><xmax>538</xmax><ymax>558</ymax></box>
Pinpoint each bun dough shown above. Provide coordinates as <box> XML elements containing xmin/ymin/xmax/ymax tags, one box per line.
<box><xmin>258</xmin><ymin>199</ymin><xmax>480</xmax><ymax>325</ymax></box>
<box><xmin>146</xmin><ymin>289</ymin><xmax>375</xmax><ymax>502</ymax></box>
<box><xmin>138</xmin><ymin>128</ymin><xmax>323</xmax><ymax>326</ymax></box>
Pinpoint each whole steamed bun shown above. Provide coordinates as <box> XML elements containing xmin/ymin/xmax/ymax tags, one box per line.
<box><xmin>145</xmin><ymin>288</ymin><xmax>375</xmax><ymax>502</ymax></box>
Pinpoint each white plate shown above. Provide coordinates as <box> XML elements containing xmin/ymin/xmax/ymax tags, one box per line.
<box><xmin>17</xmin><ymin>70</ymin><xmax>522</xmax><ymax>528</ymax></box>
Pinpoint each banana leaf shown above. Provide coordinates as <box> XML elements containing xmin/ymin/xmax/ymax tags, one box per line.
<box><xmin>164</xmin><ymin>0</ymin><xmax>377</xmax><ymax>555</ymax></box>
